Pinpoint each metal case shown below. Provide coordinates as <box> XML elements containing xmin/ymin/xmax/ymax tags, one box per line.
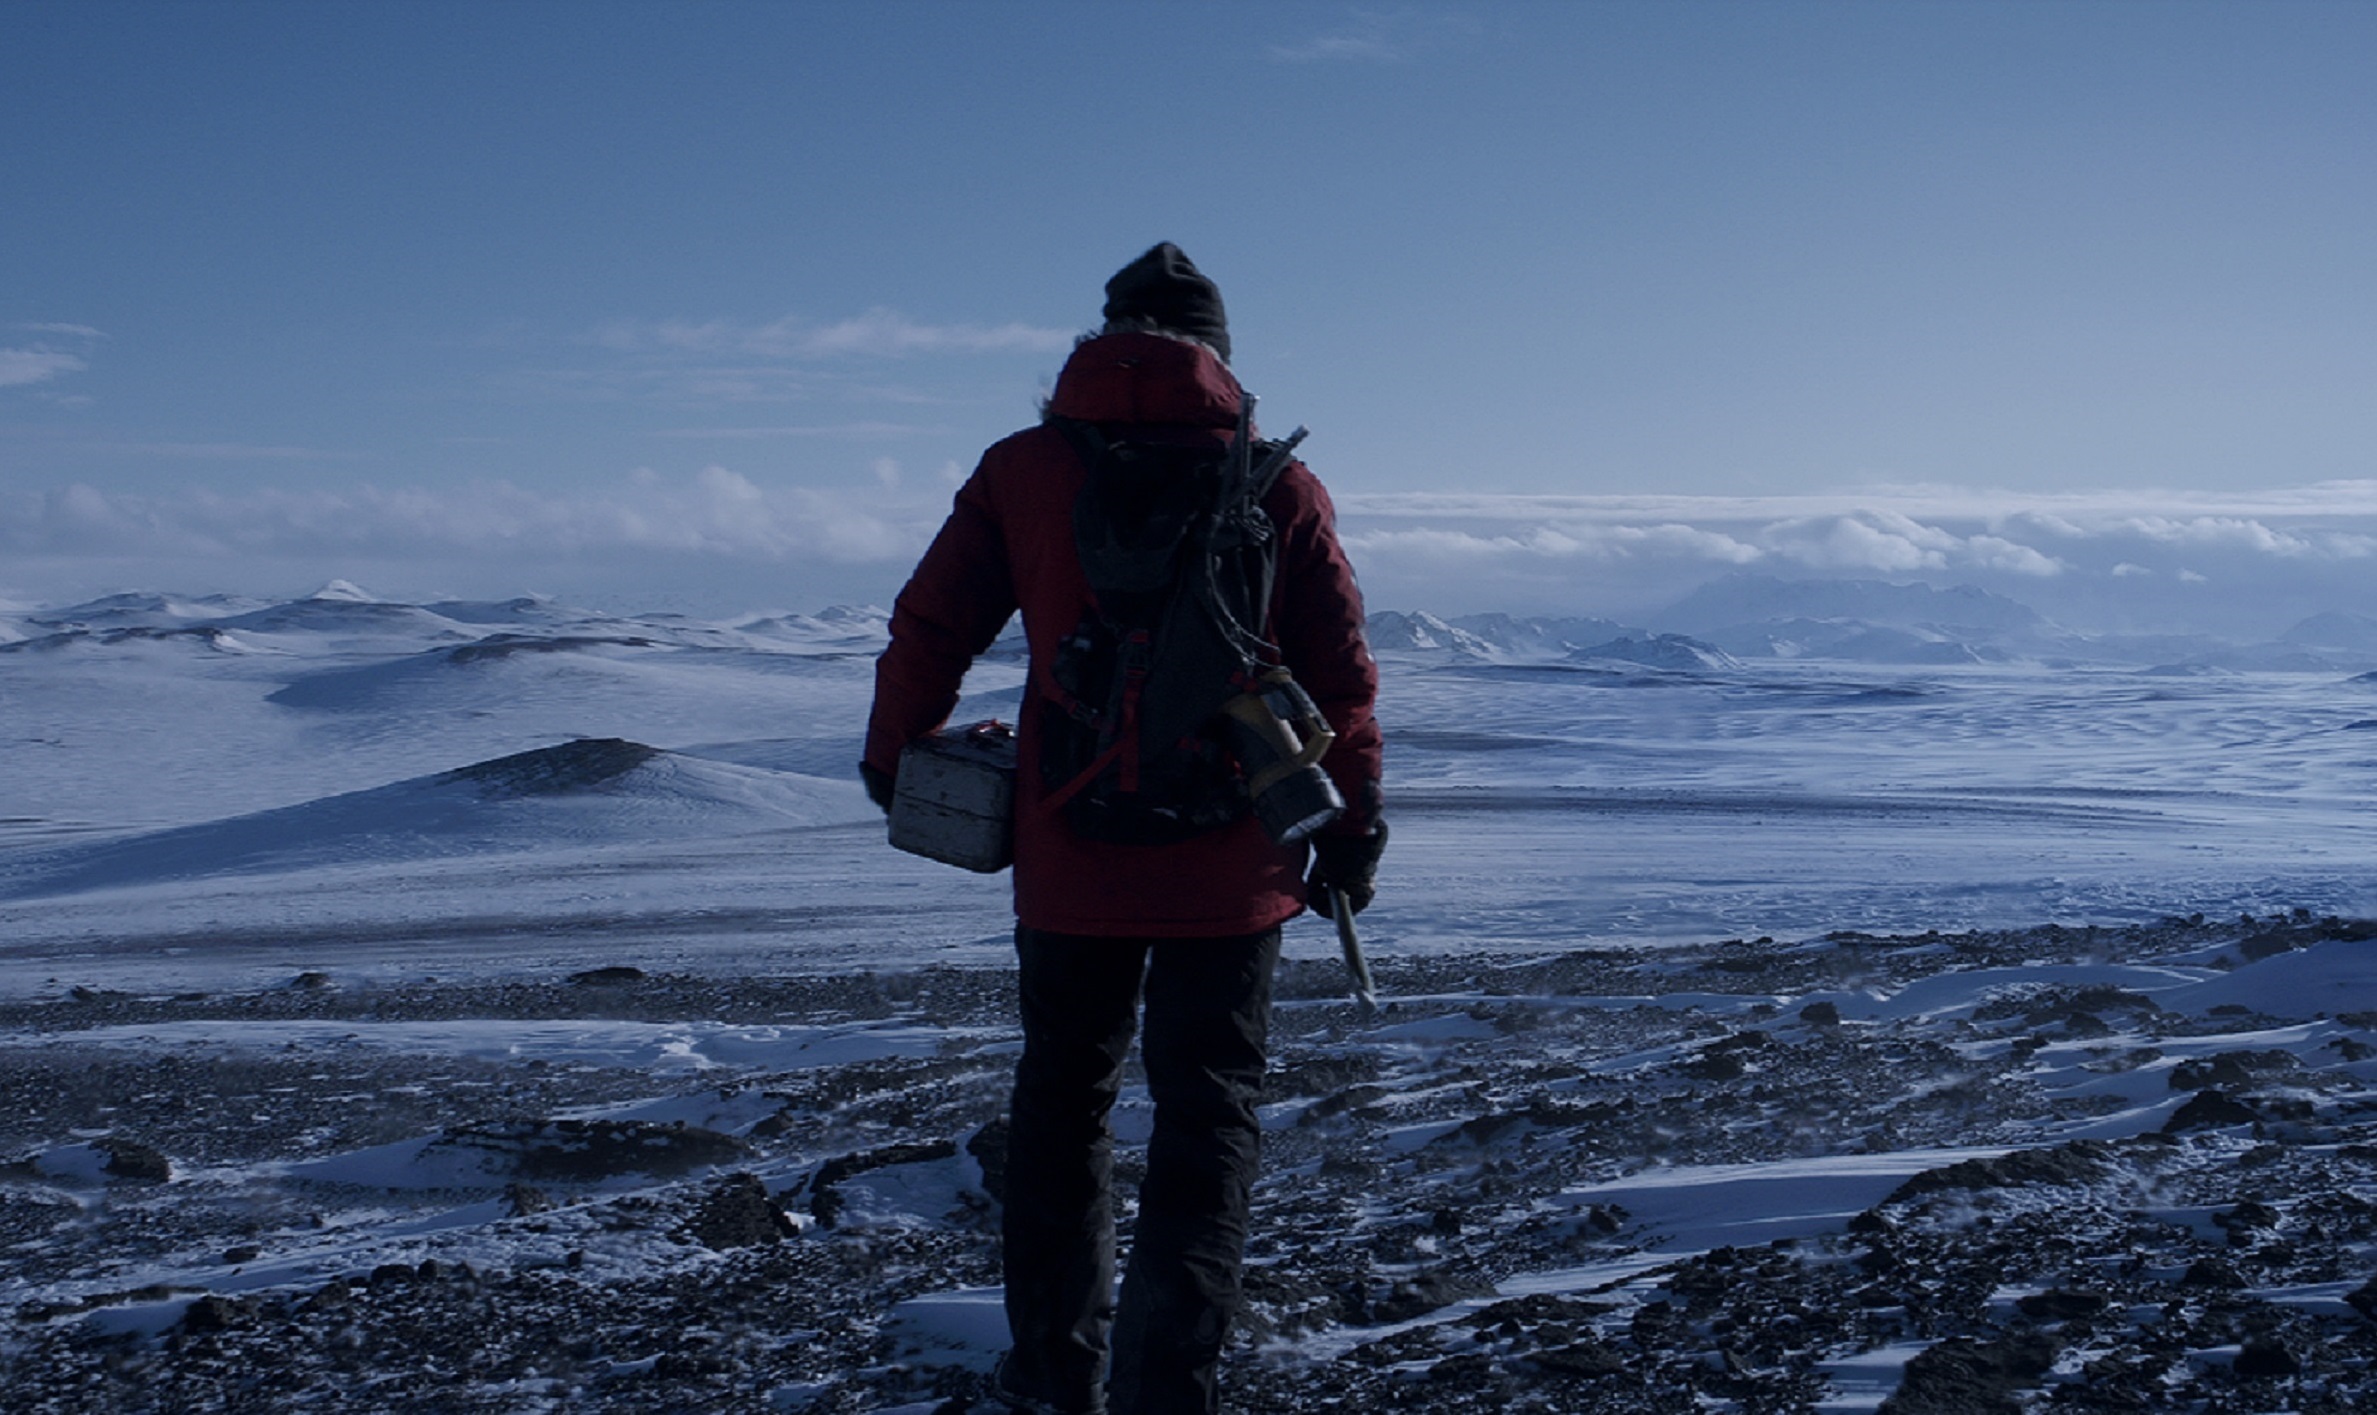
<box><xmin>888</xmin><ymin>721</ymin><xmax>1017</xmax><ymax>873</ymax></box>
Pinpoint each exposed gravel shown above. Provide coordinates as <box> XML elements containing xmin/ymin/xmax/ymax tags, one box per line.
<box><xmin>3</xmin><ymin>914</ymin><xmax>2375</xmax><ymax>1411</ymax></box>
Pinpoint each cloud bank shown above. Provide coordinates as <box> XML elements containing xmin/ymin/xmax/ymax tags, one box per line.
<box><xmin>1332</xmin><ymin>484</ymin><xmax>2377</xmax><ymax>634</ymax></box>
<box><xmin>7</xmin><ymin>475</ymin><xmax>2375</xmax><ymax>636</ymax></box>
<box><xmin>2</xmin><ymin>469</ymin><xmax>921</xmax><ymax>566</ymax></box>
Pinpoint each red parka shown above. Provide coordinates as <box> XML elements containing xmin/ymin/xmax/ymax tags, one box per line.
<box><xmin>865</xmin><ymin>332</ymin><xmax>1382</xmax><ymax>937</ymax></box>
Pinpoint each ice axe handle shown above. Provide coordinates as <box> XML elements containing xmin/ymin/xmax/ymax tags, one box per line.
<box><xmin>1330</xmin><ymin>888</ymin><xmax>1379</xmax><ymax>1018</ymax></box>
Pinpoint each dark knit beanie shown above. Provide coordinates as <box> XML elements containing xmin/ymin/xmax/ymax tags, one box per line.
<box><xmin>1102</xmin><ymin>243</ymin><xmax>1229</xmax><ymax>362</ymax></box>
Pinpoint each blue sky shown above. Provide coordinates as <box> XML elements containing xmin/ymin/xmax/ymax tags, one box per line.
<box><xmin>5</xmin><ymin>1</ymin><xmax>2375</xmax><ymax>626</ymax></box>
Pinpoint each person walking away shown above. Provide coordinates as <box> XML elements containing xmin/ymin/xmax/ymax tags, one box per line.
<box><xmin>863</xmin><ymin>243</ymin><xmax>1384</xmax><ymax>1415</ymax></box>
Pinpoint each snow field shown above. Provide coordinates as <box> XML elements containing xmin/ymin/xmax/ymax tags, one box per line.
<box><xmin>3</xmin><ymin>584</ymin><xmax>2376</xmax><ymax>1409</ymax></box>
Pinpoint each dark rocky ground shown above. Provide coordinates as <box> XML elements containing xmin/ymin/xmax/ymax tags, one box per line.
<box><xmin>3</xmin><ymin>915</ymin><xmax>2375</xmax><ymax>1412</ymax></box>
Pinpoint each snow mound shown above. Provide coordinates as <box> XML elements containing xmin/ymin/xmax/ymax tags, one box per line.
<box><xmin>215</xmin><ymin>597</ymin><xmax>469</xmax><ymax>640</ymax></box>
<box><xmin>0</xmin><ymin>624</ymin><xmax>274</xmax><ymax>657</ymax></box>
<box><xmin>1569</xmin><ymin>633</ymin><xmax>1738</xmax><ymax>671</ymax></box>
<box><xmin>2159</xmin><ymin>935</ymin><xmax>2377</xmax><ymax>1017</ymax></box>
<box><xmin>736</xmin><ymin>604</ymin><xmax>891</xmax><ymax>649</ymax></box>
<box><xmin>23</xmin><ymin>591</ymin><xmax>267</xmax><ymax>630</ymax></box>
<box><xmin>0</xmin><ymin>739</ymin><xmax>873</xmax><ymax>898</ymax></box>
<box><xmin>264</xmin><ymin>633</ymin><xmax>678</xmax><ymax>709</ymax></box>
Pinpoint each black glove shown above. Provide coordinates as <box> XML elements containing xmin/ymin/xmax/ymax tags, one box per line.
<box><xmin>861</xmin><ymin>761</ymin><xmax>896</xmax><ymax>814</ymax></box>
<box><xmin>1307</xmin><ymin>821</ymin><xmax>1387</xmax><ymax>918</ymax></box>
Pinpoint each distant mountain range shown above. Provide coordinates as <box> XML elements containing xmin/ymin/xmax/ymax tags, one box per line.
<box><xmin>1372</xmin><ymin>574</ymin><xmax>2377</xmax><ymax>673</ymax></box>
<box><xmin>0</xmin><ymin>583</ymin><xmax>894</xmax><ymax>659</ymax></box>
<box><xmin>6</xmin><ymin>576</ymin><xmax>2375</xmax><ymax>675</ymax></box>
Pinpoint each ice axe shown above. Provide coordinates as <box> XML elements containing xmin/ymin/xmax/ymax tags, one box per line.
<box><xmin>1328</xmin><ymin>887</ymin><xmax>1379</xmax><ymax>1018</ymax></box>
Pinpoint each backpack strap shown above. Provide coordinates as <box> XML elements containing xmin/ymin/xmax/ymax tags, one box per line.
<box><xmin>1048</xmin><ymin>415</ymin><xmax>1108</xmax><ymax>472</ymax></box>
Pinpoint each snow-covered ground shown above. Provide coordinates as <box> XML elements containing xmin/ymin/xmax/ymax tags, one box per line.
<box><xmin>3</xmin><ymin>583</ymin><xmax>2375</xmax><ymax>1411</ymax></box>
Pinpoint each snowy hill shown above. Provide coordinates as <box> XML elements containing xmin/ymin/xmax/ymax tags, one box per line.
<box><xmin>2282</xmin><ymin>610</ymin><xmax>2377</xmax><ymax>653</ymax></box>
<box><xmin>0</xmin><ymin>738</ymin><xmax>870</xmax><ymax>900</ymax></box>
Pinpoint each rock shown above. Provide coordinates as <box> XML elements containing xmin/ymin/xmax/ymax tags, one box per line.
<box><xmin>1681</xmin><ymin>1050</ymin><xmax>1746</xmax><ymax>1082</ymax></box>
<box><xmin>809</xmin><ymin>1139</ymin><xmax>958</xmax><ymax>1228</ymax></box>
<box><xmin>1369</xmin><ymin>1267</ymin><xmax>1490</xmax><ymax>1325</ymax></box>
<box><xmin>2015</xmin><ymin>1289</ymin><xmax>2108</xmax><ymax>1322</ymax></box>
<box><xmin>288</xmin><ymin>971</ymin><xmax>334</xmax><ymax>990</ymax></box>
<box><xmin>1881</xmin><ymin>1332</ymin><xmax>2056</xmax><ymax>1414</ymax></box>
<box><xmin>2347</xmin><ymin>1276</ymin><xmax>2377</xmax><ymax>1321</ymax></box>
<box><xmin>1885</xmin><ymin>1141</ymin><xmax>2111</xmax><ymax>1204</ymax></box>
<box><xmin>965</xmin><ymin>1116</ymin><xmax>1009</xmax><ymax>1206</ymax></box>
<box><xmin>2182</xmin><ymin>1258</ymin><xmax>2247</xmax><ymax>1289</ymax></box>
<box><xmin>303</xmin><ymin>1279</ymin><xmax>350</xmax><ymax>1311</ymax></box>
<box><xmin>1428</xmin><ymin>1351</ymin><xmax>1492</xmax><ymax>1382</ymax></box>
<box><xmin>2213</xmin><ymin>1200</ymin><xmax>2281</xmax><ymax>1233</ymax></box>
<box><xmin>438</xmin><ymin>1118</ymin><xmax>746</xmax><ymax>1182</ymax></box>
<box><xmin>568</xmin><ymin>965</ymin><xmax>646</xmax><ymax>986</ymax></box>
<box><xmin>222</xmin><ymin>1246</ymin><xmax>260</xmax><ymax>1266</ymax></box>
<box><xmin>1529</xmin><ymin>1340</ymin><xmax>1626</xmax><ymax>1377</ymax></box>
<box><xmin>1429</xmin><ymin>1111</ymin><xmax>1531</xmax><ymax>1147</ymax></box>
<box><xmin>1800</xmin><ymin>1001</ymin><xmax>1843</xmax><ymax>1027</ymax></box>
<box><xmin>179</xmin><ymin>1295</ymin><xmax>250</xmax><ymax>1334</ymax></box>
<box><xmin>97</xmin><ymin>1138</ymin><xmax>172</xmax><ymax>1184</ymax></box>
<box><xmin>2163</xmin><ymin>1090</ymin><xmax>2260</xmax><ymax>1133</ymax></box>
<box><xmin>686</xmin><ymin>1171</ymin><xmax>797</xmax><ymax>1250</ymax></box>
<box><xmin>2169</xmin><ymin>1050</ymin><xmax>2300</xmax><ymax>1092</ymax></box>
<box><xmin>2234</xmin><ymin>1338</ymin><xmax>2300</xmax><ymax>1377</ymax></box>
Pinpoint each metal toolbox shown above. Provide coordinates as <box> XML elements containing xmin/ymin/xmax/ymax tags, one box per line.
<box><xmin>888</xmin><ymin>720</ymin><xmax>1017</xmax><ymax>873</ymax></box>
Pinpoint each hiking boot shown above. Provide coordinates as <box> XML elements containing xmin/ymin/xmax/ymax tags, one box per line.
<box><xmin>990</xmin><ymin>1353</ymin><xmax>1107</xmax><ymax>1415</ymax></box>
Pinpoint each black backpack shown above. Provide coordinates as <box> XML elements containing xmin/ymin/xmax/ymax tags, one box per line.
<box><xmin>1035</xmin><ymin>405</ymin><xmax>1308</xmax><ymax>845</ymax></box>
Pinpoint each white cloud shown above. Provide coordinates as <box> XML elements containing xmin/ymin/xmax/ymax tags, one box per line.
<box><xmin>1344</xmin><ymin>520</ymin><xmax>1762</xmax><ymax>566</ymax></box>
<box><xmin>1265</xmin><ymin>7</ymin><xmax>1471</xmax><ymax>64</ymax></box>
<box><xmin>2</xmin><ymin>322</ymin><xmax>103</xmax><ymax>391</ymax></box>
<box><xmin>0</xmin><ymin>347</ymin><xmax>88</xmax><ymax>388</ymax></box>
<box><xmin>2115</xmin><ymin>515</ymin><xmax>2377</xmax><ymax>560</ymax></box>
<box><xmin>0</xmin><ymin>472</ymin><xmax>933</xmax><ymax>566</ymax></box>
<box><xmin>599</xmin><ymin>309</ymin><xmax>1071</xmax><ymax>360</ymax></box>
<box><xmin>1964</xmin><ymin>535</ymin><xmax>2064</xmax><ymax>577</ymax></box>
<box><xmin>99</xmin><ymin>442</ymin><xmax>364</xmax><ymax>461</ymax></box>
<box><xmin>652</xmin><ymin>421</ymin><xmax>930</xmax><ymax>440</ymax></box>
<box><xmin>1268</xmin><ymin>31</ymin><xmax>1403</xmax><ymax>63</ymax></box>
<box><xmin>1763</xmin><ymin>514</ymin><xmax>1951</xmax><ymax>574</ymax></box>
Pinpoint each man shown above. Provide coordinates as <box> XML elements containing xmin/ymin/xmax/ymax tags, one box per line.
<box><xmin>864</xmin><ymin>243</ymin><xmax>1384</xmax><ymax>1415</ymax></box>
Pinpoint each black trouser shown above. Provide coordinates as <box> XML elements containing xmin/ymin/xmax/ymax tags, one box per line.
<box><xmin>998</xmin><ymin>924</ymin><xmax>1279</xmax><ymax>1415</ymax></box>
